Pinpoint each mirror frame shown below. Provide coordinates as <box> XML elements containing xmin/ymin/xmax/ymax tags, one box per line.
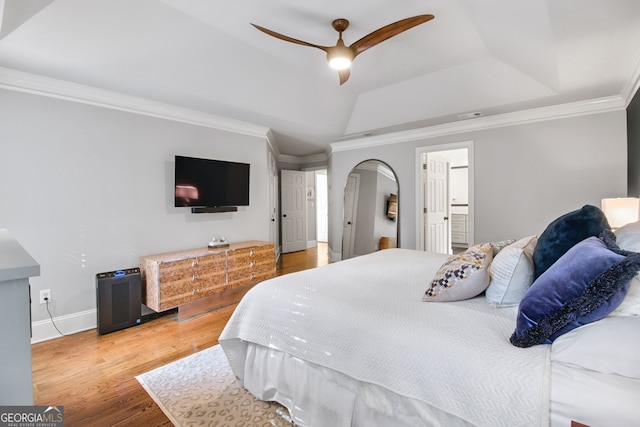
<box><xmin>341</xmin><ymin>159</ymin><xmax>399</xmax><ymax>260</ymax></box>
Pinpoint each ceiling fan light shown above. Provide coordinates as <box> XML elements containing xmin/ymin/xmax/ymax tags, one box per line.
<box><xmin>327</xmin><ymin>46</ymin><xmax>354</xmax><ymax>70</ymax></box>
<box><xmin>329</xmin><ymin>57</ymin><xmax>351</xmax><ymax>70</ymax></box>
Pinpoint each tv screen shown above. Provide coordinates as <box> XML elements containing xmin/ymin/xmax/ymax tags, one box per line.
<box><xmin>174</xmin><ymin>155</ymin><xmax>250</xmax><ymax>207</ymax></box>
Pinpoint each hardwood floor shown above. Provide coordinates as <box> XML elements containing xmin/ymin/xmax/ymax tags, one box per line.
<box><xmin>277</xmin><ymin>241</ymin><xmax>329</xmax><ymax>275</ymax></box>
<box><xmin>31</xmin><ymin>243</ymin><xmax>328</xmax><ymax>426</ymax></box>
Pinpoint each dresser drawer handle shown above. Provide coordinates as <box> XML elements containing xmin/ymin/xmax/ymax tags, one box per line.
<box><xmin>250</xmin><ymin>250</ymin><xmax>255</xmax><ymax>256</ymax></box>
<box><xmin>250</xmin><ymin>262</ymin><xmax>255</xmax><ymax>268</ymax></box>
<box><xmin>192</xmin><ymin>289</ymin><xmax>199</xmax><ymax>295</ymax></box>
<box><xmin>250</xmin><ymin>274</ymin><xmax>256</xmax><ymax>280</ymax></box>
<box><xmin>192</xmin><ymin>274</ymin><xmax>198</xmax><ymax>281</ymax></box>
<box><xmin>192</xmin><ymin>260</ymin><xmax>198</xmax><ymax>267</ymax></box>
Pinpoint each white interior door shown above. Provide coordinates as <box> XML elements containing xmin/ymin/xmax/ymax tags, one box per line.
<box><xmin>424</xmin><ymin>155</ymin><xmax>450</xmax><ymax>254</ymax></box>
<box><xmin>342</xmin><ymin>173</ymin><xmax>360</xmax><ymax>259</ymax></box>
<box><xmin>416</xmin><ymin>143</ymin><xmax>473</xmax><ymax>253</ymax></box>
<box><xmin>281</xmin><ymin>170</ymin><xmax>307</xmax><ymax>253</ymax></box>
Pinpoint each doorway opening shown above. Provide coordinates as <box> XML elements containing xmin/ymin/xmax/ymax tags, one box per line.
<box><xmin>279</xmin><ymin>168</ymin><xmax>328</xmax><ymax>255</ymax></box>
<box><xmin>415</xmin><ymin>142</ymin><xmax>474</xmax><ymax>254</ymax></box>
<box><xmin>315</xmin><ymin>170</ymin><xmax>328</xmax><ymax>243</ymax></box>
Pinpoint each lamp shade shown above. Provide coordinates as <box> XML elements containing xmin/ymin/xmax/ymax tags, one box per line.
<box><xmin>601</xmin><ymin>197</ymin><xmax>640</xmax><ymax>229</ymax></box>
<box><xmin>327</xmin><ymin>45</ymin><xmax>354</xmax><ymax>70</ymax></box>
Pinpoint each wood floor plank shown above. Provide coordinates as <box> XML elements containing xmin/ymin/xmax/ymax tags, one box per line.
<box><xmin>31</xmin><ymin>243</ymin><xmax>328</xmax><ymax>426</ymax></box>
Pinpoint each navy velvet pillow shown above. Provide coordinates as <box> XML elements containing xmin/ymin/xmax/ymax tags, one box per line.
<box><xmin>533</xmin><ymin>205</ymin><xmax>610</xmax><ymax>279</ymax></box>
<box><xmin>511</xmin><ymin>236</ymin><xmax>640</xmax><ymax>348</ymax></box>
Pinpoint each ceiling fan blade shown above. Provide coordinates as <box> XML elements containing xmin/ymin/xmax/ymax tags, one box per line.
<box><xmin>350</xmin><ymin>14</ymin><xmax>434</xmax><ymax>57</ymax></box>
<box><xmin>251</xmin><ymin>23</ymin><xmax>329</xmax><ymax>52</ymax></box>
<box><xmin>338</xmin><ymin>68</ymin><xmax>350</xmax><ymax>85</ymax></box>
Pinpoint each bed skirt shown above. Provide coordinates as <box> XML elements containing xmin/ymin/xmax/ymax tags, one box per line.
<box><xmin>229</xmin><ymin>341</ymin><xmax>475</xmax><ymax>427</ymax></box>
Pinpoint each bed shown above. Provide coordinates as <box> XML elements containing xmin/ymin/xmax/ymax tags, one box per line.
<box><xmin>219</xmin><ymin>205</ymin><xmax>640</xmax><ymax>426</ymax></box>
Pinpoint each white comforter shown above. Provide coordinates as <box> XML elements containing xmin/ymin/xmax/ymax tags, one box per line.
<box><xmin>220</xmin><ymin>248</ymin><xmax>551</xmax><ymax>426</ymax></box>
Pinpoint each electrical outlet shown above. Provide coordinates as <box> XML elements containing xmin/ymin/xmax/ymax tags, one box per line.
<box><xmin>39</xmin><ymin>289</ymin><xmax>51</xmax><ymax>304</ymax></box>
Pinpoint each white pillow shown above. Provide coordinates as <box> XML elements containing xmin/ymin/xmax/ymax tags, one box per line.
<box><xmin>611</xmin><ymin>222</ymin><xmax>640</xmax><ymax>316</ymax></box>
<box><xmin>485</xmin><ymin>236</ymin><xmax>537</xmax><ymax>307</ymax></box>
<box><xmin>423</xmin><ymin>243</ymin><xmax>493</xmax><ymax>302</ymax></box>
<box><xmin>551</xmin><ymin>316</ymin><xmax>640</xmax><ymax>379</ymax></box>
<box><xmin>609</xmin><ymin>274</ymin><xmax>640</xmax><ymax>316</ymax></box>
<box><xmin>614</xmin><ymin>221</ymin><xmax>640</xmax><ymax>252</ymax></box>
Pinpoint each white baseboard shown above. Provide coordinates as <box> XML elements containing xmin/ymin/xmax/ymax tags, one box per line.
<box><xmin>328</xmin><ymin>247</ymin><xmax>342</xmax><ymax>262</ymax></box>
<box><xmin>306</xmin><ymin>240</ymin><xmax>317</xmax><ymax>249</ymax></box>
<box><xmin>31</xmin><ymin>309</ymin><xmax>97</xmax><ymax>344</ymax></box>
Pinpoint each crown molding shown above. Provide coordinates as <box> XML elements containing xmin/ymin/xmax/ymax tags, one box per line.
<box><xmin>330</xmin><ymin>95</ymin><xmax>626</xmax><ymax>153</ymax></box>
<box><xmin>264</xmin><ymin>128</ymin><xmax>281</xmax><ymax>159</ymax></box>
<box><xmin>0</xmin><ymin>67</ymin><xmax>271</xmax><ymax>139</ymax></box>
<box><xmin>621</xmin><ymin>49</ymin><xmax>640</xmax><ymax>106</ymax></box>
<box><xmin>0</xmin><ymin>67</ymin><xmax>630</xmax><ymax>164</ymax></box>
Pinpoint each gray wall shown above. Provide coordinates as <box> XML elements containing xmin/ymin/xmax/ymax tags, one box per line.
<box><xmin>374</xmin><ymin>173</ymin><xmax>399</xmax><ymax>245</ymax></box>
<box><xmin>0</xmin><ymin>89</ymin><xmax>272</xmax><ymax>334</ymax></box>
<box><xmin>329</xmin><ymin>110</ymin><xmax>627</xmax><ymax>259</ymax></box>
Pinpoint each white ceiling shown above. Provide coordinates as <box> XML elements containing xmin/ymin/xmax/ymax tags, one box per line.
<box><xmin>0</xmin><ymin>0</ymin><xmax>639</xmax><ymax>157</ymax></box>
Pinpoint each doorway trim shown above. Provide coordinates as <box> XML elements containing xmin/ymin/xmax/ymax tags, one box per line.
<box><xmin>315</xmin><ymin>169</ymin><xmax>328</xmax><ymax>243</ymax></box>
<box><xmin>415</xmin><ymin>141</ymin><xmax>475</xmax><ymax>251</ymax></box>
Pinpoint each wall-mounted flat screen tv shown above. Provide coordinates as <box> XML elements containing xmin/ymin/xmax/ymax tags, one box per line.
<box><xmin>174</xmin><ymin>155</ymin><xmax>250</xmax><ymax>207</ymax></box>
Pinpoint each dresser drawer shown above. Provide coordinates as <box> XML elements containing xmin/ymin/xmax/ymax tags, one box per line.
<box><xmin>451</xmin><ymin>221</ymin><xmax>467</xmax><ymax>232</ymax></box>
<box><xmin>157</xmin><ymin>254</ymin><xmax>226</xmax><ymax>310</ymax></box>
<box><xmin>227</xmin><ymin>244</ymin><xmax>275</xmax><ymax>289</ymax></box>
<box><xmin>450</xmin><ymin>214</ymin><xmax>468</xmax><ymax>232</ymax></box>
<box><xmin>451</xmin><ymin>232</ymin><xmax>468</xmax><ymax>244</ymax></box>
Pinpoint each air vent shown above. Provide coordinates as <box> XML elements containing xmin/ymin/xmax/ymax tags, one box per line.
<box><xmin>336</xmin><ymin>132</ymin><xmax>374</xmax><ymax>141</ymax></box>
<box><xmin>457</xmin><ymin>112</ymin><xmax>484</xmax><ymax>119</ymax></box>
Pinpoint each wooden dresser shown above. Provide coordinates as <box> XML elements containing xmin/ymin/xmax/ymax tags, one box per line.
<box><xmin>140</xmin><ymin>240</ymin><xmax>275</xmax><ymax>320</ymax></box>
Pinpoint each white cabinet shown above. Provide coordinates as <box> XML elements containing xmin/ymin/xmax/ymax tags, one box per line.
<box><xmin>451</xmin><ymin>214</ymin><xmax>468</xmax><ymax>248</ymax></box>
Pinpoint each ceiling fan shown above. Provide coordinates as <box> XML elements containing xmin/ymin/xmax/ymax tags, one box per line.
<box><xmin>251</xmin><ymin>14</ymin><xmax>435</xmax><ymax>85</ymax></box>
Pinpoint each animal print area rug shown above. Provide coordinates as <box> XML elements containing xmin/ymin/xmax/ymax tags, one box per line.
<box><xmin>136</xmin><ymin>345</ymin><xmax>294</xmax><ymax>426</ymax></box>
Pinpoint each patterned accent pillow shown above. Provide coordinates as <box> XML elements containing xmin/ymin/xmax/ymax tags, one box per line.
<box><xmin>424</xmin><ymin>243</ymin><xmax>494</xmax><ymax>302</ymax></box>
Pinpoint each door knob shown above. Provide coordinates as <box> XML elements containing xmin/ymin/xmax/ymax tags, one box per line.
<box><xmin>444</xmin><ymin>216</ymin><xmax>449</xmax><ymax>221</ymax></box>
<box><xmin>283</xmin><ymin>214</ymin><xmax>287</xmax><ymax>217</ymax></box>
